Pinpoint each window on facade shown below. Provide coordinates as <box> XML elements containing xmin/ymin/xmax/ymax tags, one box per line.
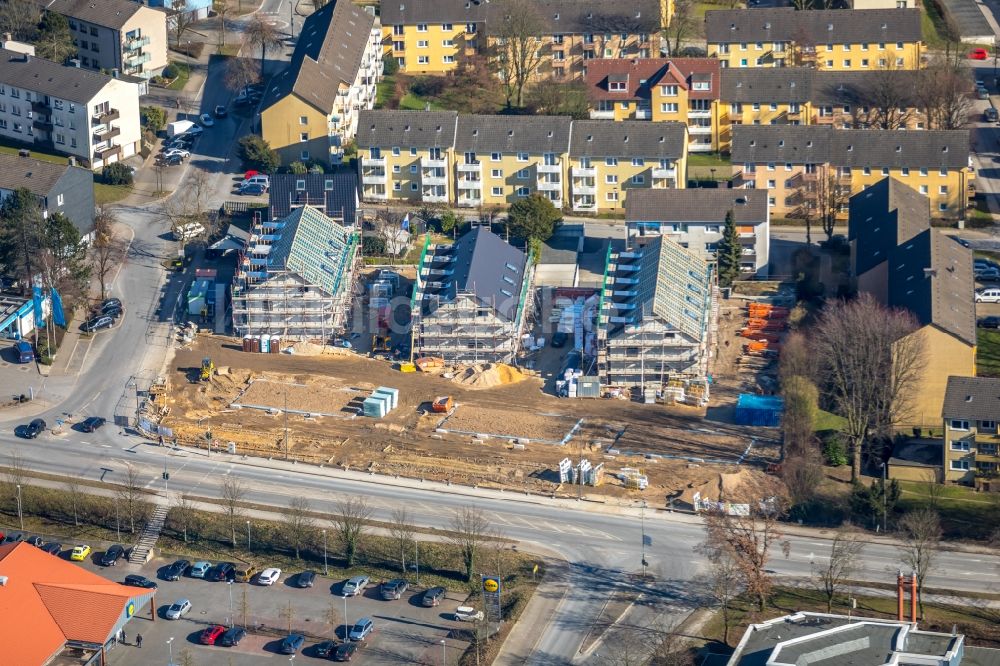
<box><xmin>516</xmin><ymin>187</ymin><xmax>529</xmax><ymax>196</ymax></box>
<box><xmin>517</xmin><ymin>169</ymin><xmax>529</xmax><ymax>179</ymax></box>
<box><xmin>605</xmin><ymin>157</ymin><xmax>617</xmax><ymax>166</ymax></box>
<box><xmin>631</xmin><ymin>175</ymin><xmax>643</xmax><ymax>184</ymax></box>
<box><xmin>443</xmin><ymin>55</ymin><xmax>455</xmax><ymax>63</ymax></box>
<box><xmin>416</xmin><ymin>23</ymin><xmax>427</xmax><ymax>31</ymax></box>
<box><xmin>417</xmin><ymin>56</ymin><xmax>429</xmax><ymax>64</ymax></box>
<box><xmin>951</xmin><ymin>420</ymin><xmax>970</xmax><ymax>430</ymax></box>
<box><xmin>609</xmin><ymin>81</ymin><xmax>627</xmax><ymax>92</ymax></box>
<box><xmin>982</xmin><ymin>420</ymin><xmax>998</xmax><ymax>430</ymax></box>
<box><xmin>491</xmin><ymin>186</ymin><xmax>503</xmax><ymax>195</ymax></box>
<box><xmin>442</xmin><ymin>23</ymin><xmax>453</xmax><ymax>30</ymax></box>
<box><xmin>951</xmin><ymin>460</ymin><xmax>970</xmax><ymax>471</ymax></box>
<box><xmin>417</xmin><ymin>40</ymin><xmax>428</xmax><ymax>48</ymax></box>
<box><xmin>491</xmin><ymin>169</ymin><xmax>502</xmax><ymax>178</ymax></box>
<box><xmin>605</xmin><ymin>174</ymin><xmax>618</xmax><ymax>184</ymax></box>
<box><xmin>300</xmin><ymin>133</ymin><xmax>308</xmax><ymax>142</ymax></box>
<box><xmin>661</xmin><ymin>103</ymin><xmax>678</xmax><ymax>113</ymax></box>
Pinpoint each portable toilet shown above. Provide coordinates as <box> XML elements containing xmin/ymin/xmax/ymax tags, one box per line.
<box><xmin>270</xmin><ymin>336</ymin><xmax>280</xmax><ymax>353</ymax></box>
<box><xmin>261</xmin><ymin>334</ymin><xmax>270</xmax><ymax>354</ymax></box>
<box><xmin>373</xmin><ymin>386</ymin><xmax>399</xmax><ymax>410</ymax></box>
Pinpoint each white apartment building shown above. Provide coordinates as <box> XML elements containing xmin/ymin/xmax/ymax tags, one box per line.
<box><xmin>0</xmin><ymin>49</ymin><xmax>141</xmax><ymax>169</ymax></box>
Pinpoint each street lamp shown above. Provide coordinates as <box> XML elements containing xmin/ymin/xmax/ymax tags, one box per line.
<box><xmin>228</xmin><ymin>580</ymin><xmax>234</xmax><ymax>628</ymax></box>
<box><xmin>163</xmin><ymin>446</ymin><xmax>169</xmax><ymax>492</ymax></box>
<box><xmin>881</xmin><ymin>462</ymin><xmax>888</xmax><ymax>533</ymax></box>
<box><xmin>115</xmin><ymin>499</ymin><xmax>121</xmax><ymax>541</ymax></box>
<box><xmin>322</xmin><ymin>529</ymin><xmax>328</xmax><ymax>576</ymax></box>
<box><xmin>15</xmin><ymin>484</ymin><xmax>23</xmax><ymax>530</ymax></box>
<box><xmin>246</xmin><ymin>520</ymin><xmax>251</xmax><ymax>553</ymax></box>
<box><xmin>342</xmin><ymin>594</ymin><xmax>348</xmax><ymax>642</ymax></box>
<box><xmin>166</xmin><ymin>637</ymin><xmax>175</xmax><ymax>666</ymax></box>
<box><xmin>441</xmin><ymin>639</ymin><xmax>447</xmax><ymax>665</ymax></box>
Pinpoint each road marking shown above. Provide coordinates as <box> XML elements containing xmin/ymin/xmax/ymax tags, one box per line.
<box><xmin>101</xmin><ymin>444</ymin><xmax>112</xmax><ymax>448</ymax></box>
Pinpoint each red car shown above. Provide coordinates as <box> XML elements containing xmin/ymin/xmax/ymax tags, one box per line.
<box><xmin>970</xmin><ymin>47</ymin><xmax>989</xmax><ymax>60</ymax></box>
<box><xmin>200</xmin><ymin>625</ymin><xmax>226</xmax><ymax>645</ymax></box>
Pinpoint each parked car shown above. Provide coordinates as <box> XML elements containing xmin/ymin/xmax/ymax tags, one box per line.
<box><xmin>182</xmin><ymin>125</ymin><xmax>203</xmax><ymax>136</ymax></box>
<box><xmin>214</xmin><ymin>105</ymin><xmax>228</xmax><ymax>118</ymax></box>
<box><xmin>239</xmin><ymin>182</ymin><xmax>267</xmax><ymax>196</ymax></box>
<box><xmin>70</xmin><ymin>544</ymin><xmax>92</xmax><ymax>561</ymax></box>
<box><xmin>258</xmin><ymin>567</ymin><xmax>281</xmax><ymax>586</ymax></box>
<box><xmin>211</xmin><ymin>562</ymin><xmax>236</xmax><ymax>581</ymax></box>
<box><xmin>976</xmin><ymin>268</ymin><xmax>1000</xmax><ymax>281</ymax></box>
<box><xmin>976</xmin><ymin>288</ymin><xmax>1000</xmax><ymax>303</ymax></box>
<box><xmin>124</xmin><ymin>575</ymin><xmax>158</xmax><ymax>589</ymax></box>
<box><xmin>163</xmin><ymin>148</ymin><xmax>190</xmax><ymax>160</ymax></box>
<box><xmin>162</xmin><ymin>154</ymin><xmax>184</xmax><ymax>167</ymax></box>
<box><xmin>219</xmin><ymin>626</ymin><xmax>246</xmax><ymax>646</ymax></box>
<box><xmin>455</xmin><ymin>606</ymin><xmax>484</xmax><ymax>622</ymax></box>
<box><xmin>81</xmin><ymin>315</ymin><xmax>113</xmax><ymax>332</ymax></box>
<box><xmin>15</xmin><ymin>340</ymin><xmax>33</xmax><ymax>363</ymax></box>
<box><xmin>970</xmin><ymin>47</ymin><xmax>989</xmax><ymax>60</ymax></box>
<box><xmin>19</xmin><ymin>418</ymin><xmax>46</xmax><ymax>439</ymax></box>
<box><xmin>342</xmin><ymin>575</ymin><xmax>369</xmax><ymax>596</ymax></box>
<box><xmin>79</xmin><ymin>417</ymin><xmax>106</xmax><ymax>432</ymax></box>
<box><xmin>295</xmin><ymin>570</ymin><xmax>316</xmax><ymax>588</ymax></box>
<box><xmin>1</xmin><ymin>533</ymin><xmax>22</xmax><ymax>544</ymax></box>
<box><xmin>101</xmin><ymin>304</ymin><xmax>123</xmax><ymax>319</ymax></box>
<box><xmin>163</xmin><ymin>559</ymin><xmax>190</xmax><ymax>581</ymax></box>
<box><xmin>314</xmin><ymin>640</ymin><xmax>337</xmax><ymax>658</ymax></box>
<box><xmin>173</xmin><ymin>222</ymin><xmax>205</xmax><ymax>241</ymax></box>
<box><xmin>979</xmin><ymin>316</ymin><xmax>1000</xmax><ymax>329</ymax></box>
<box><xmin>348</xmin><ymin>618</ymin><xmax>375</xmax><ymax>641</ymax></box>
<box><xmin>234</xmin><ymin>563</ymin><xmax>258</xmax><ymax>583</ymax></box>
<box><xmin>199</xmin><ymin>113</ymin><xmax>215</xmax><ymax>127</ymax></box>
<box><xmin>280</xmin><ymin>633</ymin><xmax>305</xmax><ymax>654</ymax></box>
<box><xmin>99</xmin><ymin>544</ymin><xmax>125</xmax><ymax>566</ymax></box>
<box><xmin>241</xmin><ymin>174</ymin><xmax>270</xmax><ymax>189</ymax></box>
<box><xmin>333</xmin><ymin>642</ymin><xmax>359</xmax><ymax>661</ymax></box>
<box><xmin>978</xmin><ymin>87</ymin><xmax>990</xmax><ymax>100</ymax></box>
<box><xmin>190</xmin><ymin>561</ymin><xmax>212</xmax><ymax>578</ymax></box>
<box><xmin>986</xmin><ymin>108</ymin><xmax>999</xmax><ymax>123</ymax></box>
<box><xmin>41</xmin><ymin>542</ymin><xmax>62</xmax><ymax>555</ymax></box>
<box><xmin>200</xmin><ymin>625</ymin><xmax>226</xmax><ymax>645</ymax></box>
<box><xmin>422</xmin><ymin>586</ymin><xmax>446</xmax><ymax>607</ymax></box>
<box><xmin>25</xmin><ymin>535</ymin><xmax>43</xmax><ymax>547</ymax></box>
<box><xmin>380</xmin><ymin>578</ymin><xmax>408</xmax><ymax>600</ymax></box>
<box><xmin>165</xmin><ymin>599</ymin><xmax>192</xmax><ymax>619</ymax></box>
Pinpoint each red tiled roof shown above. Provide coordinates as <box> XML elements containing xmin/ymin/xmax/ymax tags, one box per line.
<box><xmin>584</xmin><ymin>58</ymin><xmax>721</xmax><ymax>102</ymax></box>
<box><xmin>0</xmin><ymin>542</ymin><xmax>152</xmax><ymax>665</ymax></box>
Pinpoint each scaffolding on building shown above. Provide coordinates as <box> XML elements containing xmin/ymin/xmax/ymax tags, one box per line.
<box><xmin>231</xmin><ymin>206</ymin><xmax>360</xmax><ymax>342</ymax></box>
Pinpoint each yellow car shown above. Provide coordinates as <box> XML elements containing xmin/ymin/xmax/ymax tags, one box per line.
<box><xmin>70</xmin><ymin>545</ymin><xmax>92</xmax><ymax>562</ymax></box>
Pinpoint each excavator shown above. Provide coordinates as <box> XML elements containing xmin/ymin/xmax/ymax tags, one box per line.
<box><xmin>200</xmin><ymin>357</ymin><xmax>214</xmax><ymax>382</ymax></box>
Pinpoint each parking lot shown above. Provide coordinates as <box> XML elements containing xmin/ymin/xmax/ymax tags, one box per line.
<box><xmin>59</xmin><ymin>548</ymin><xmax>474</xmax><ymax>665</ymax></box>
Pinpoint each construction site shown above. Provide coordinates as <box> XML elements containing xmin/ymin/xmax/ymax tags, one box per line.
<box><xmin>153</xmin><ymin>328</ymin><xmax>782</xmax><ymax>503</ymax></box>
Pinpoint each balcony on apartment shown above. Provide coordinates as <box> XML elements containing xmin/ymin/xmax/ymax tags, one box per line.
<box><xmin>457</xmin><ymin>194</ymin><xmax>482</xmax><ymax>206</ymax></box>
<box><xmin>687</xmin><ymin>124</ymin><xmax>712</xmax><ymax>135</ymax></box>
<box><xmin>361</xmin><ymin>155</ymin><xmax>386</xmax><ymax>168</ymax></box>
<box><xmin>688</xmin><ymin>108</ymin><xmax>712</xmax><ymax>119</ymax></box>
<box><xmin>125</xmin><ymin>51</ymin><xmax>151</xmax><ymax>67</ymax></box>
<box><xmin>363</xmin><ymin>186</ymin><xmax>388</xmax><ymax>200</ymax></box>
<box><xmin>457</xmin><ymin>160</ymin><xmax>482</xmax><ymax>173</ymax></box>
<box><xmin>421</xmin><ymin>155</ymin><xmax>448</xmax><ymax>170</ymax></box>
<box><xmin>422</xmin><ymin>188</ymin><xmax>448</xmax><ymax>203</ymax></box>
<box><xmin>124</xmin><ymin>35</ymin><xmax>151</xmax><ymax>51</ymax></box>
<box><xmin>634</xmin><ymin>107</ymin><xmax>652</xmax><ymax>120</ymax></box>
<box><xmin>572</xmin><ymin>197</ymin><xmax>596</xmax><ymax>211</ymax></box>
<box><xmin>95</xmin><ymin>144</ymin><xmax>121</xmax><ymax>161</ymax></box>
<box><xmin>361</xmin><ymin>168</ymin><xmax>386</xmax><ymax>184</ymax></box>
<box><xmin>93</xmin><ymin>125</ymin><xmax>121</xmax><ymax>144</ymax></box>
<box><xmin>33</xmin><ymin>117</ymin><xmax>53</xmax><ymax>130</ymax></box>
<box><xmin>590</xmin><ymin>109</ymin><xmax>615</xmax><ymax>119</ymax></box>
<box><xmin>94</xmin><ymin>108</ymin><xmax>120</xmax><ymax>124</ymax></box>
<box><xmin>422</xmin><ymin>168</ymin><xmax>448</xmax><ymax>186</ymax></box>
<box><xmin>537</xmin><ymin>160</ymin><xmax>562</xmax><ymax>174</ymax></box>
<box><xmin>573</xmin><ymin>179</ymin><xmax>596</xmax><ymax>195</ymax></box>
<box><xmin>652</xmin><ymin>166</ymin><xmax>676</xmax><ymax>179</ymax></box>
<box><xmin>457</xmin><ymin>172</ymin><xmax>482</xmax><ymax>189</ymax></box>
<box><xmin>31</xmin><ymin>100</ymin><xmax>48</xmax><ymax>114</ymax></box>
<box><xmin>537</xmin><ymin>177</ymin><xmax>562</xmax><ymax>192</ymax></box>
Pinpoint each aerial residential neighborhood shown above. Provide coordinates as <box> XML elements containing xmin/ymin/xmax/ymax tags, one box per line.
<box><xmin>2</xmin><ymin>0</ymin><xmax>1000</xmax><ymax>664</ymax></box>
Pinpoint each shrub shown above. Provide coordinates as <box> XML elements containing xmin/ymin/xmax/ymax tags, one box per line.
<box><xmin>102</xmin><ymin>162</ymin><xmax>134</xmax><ymax>186</ymax></box>
<box><xmin>140</xmin><ymin>105</ymin><xmax>166</xmax><ymax>133</ymax></box>
<box><xmin>162</xmin><ymin>64</ymin><xmax>178</xmax><ymax>79</ymax></box>
<box><xmin>821</xmin><ymin>431</ymin><xmax>848</xmax><ymax>467</ymax></box>
<box><xmin>362</xmin><ymin>235</ymin><xmax>386</xmax><ymax>256</ymax></box>
<box><xmin>383</xmin><ymin>56</ymin><xmax>399</xmax><ymax>76</ymax></box>
<box><xmin>410</xmin><ymin>76</ymin><xmax>446</xmax><ymax>98</ymax></box>
<box><xmin>237</xmin><ymin>135</ymin><xmax>280</xmax><ymax>173</ymax></box>
<box><xmin>287</xmin><ymin>161</ymin><xmax>308</xmax><ymax>174</ymax></box>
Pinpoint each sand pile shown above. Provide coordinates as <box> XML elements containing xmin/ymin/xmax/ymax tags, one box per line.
<box><xmin>676</xmin><ymin>468</ymin><xmax>781</xmax><ymax>507</ymax></box>
<box><xmin>452</xmin><ymin>363</ymin><xmax>526</xmax><ymax>389</ymax></box>
<box><xmin>288</xmin><ymin>341</ymin><xmax>351</xmax><ymax>356</ymax></box>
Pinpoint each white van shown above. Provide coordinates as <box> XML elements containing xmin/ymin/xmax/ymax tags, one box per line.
<box><xmin>173</xmin><ymin>222</ymin><xmax>205</xmax><ymax>241</ymax></box>
<box><xmin>975</xmin><ymin>288</ymin><xmax>1000</xmax><ymax>303</ymax></box>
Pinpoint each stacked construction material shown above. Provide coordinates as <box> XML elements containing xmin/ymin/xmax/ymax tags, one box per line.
<box><xmin>740</xmin><ymin>303</ymin><xmax>789</xmax><ymax>358</ymax></box>
<box><xmin>362</xmin><ymin>386</ymin><xmax>399</xmax><ymax>418</ymax></box>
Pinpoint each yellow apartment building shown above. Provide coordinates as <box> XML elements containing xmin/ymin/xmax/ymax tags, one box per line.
<box><xmin>730</xmin><ymin>126</ymin><xmax>970</xmax><ymax>219</ymax></box>
<box><xmin>382</xmin><ymin>0</ymin><xmax>663</xmax><ymax>78</ymax></box>
<box><xmin>584</xmin><ymin>58</ymin><xmax>721</xmax><ymax>152</ymax></box>
<box><xmin>941</xmin><ymin>377</ymin><xmax>1000</xmax><ymax>487</ymax></box>
<box><xmin>705</xmin><ymin>8</ymin><xmax>923</xmax><ymax>71</ymax></box>
<box><xmin>452</xmin><ymin>114</ymin><xmax>573</xmax><ymax>208</ymax></box>
<box><xmin>260</xmin><ymin>0</ymin><xmax>382</xmax><ymax>167</ymax></box>
<box><xmin>355</xmin><ymin>110</ymin><xmax>459</xmax><ymax>203</ymax></box>
<box><xmin>568</xmin><ymin>120</ymin><xmax>686</xmax><ymax>213</ymax></box>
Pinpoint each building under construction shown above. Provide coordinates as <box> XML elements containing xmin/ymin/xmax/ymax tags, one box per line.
<box><xmin>231</xmin><ymin>205</ymin><xmax>360</xmax><ymax>341</ymax></box>
<box><xmin>597</xmin><ymin>235</ymin><xmax>715</xmax><ymax>396</ymax></box>
<box><xmin>411</xmin><ymin>226</ymin><xmax>534</xmax><ymax>364</ymax></box>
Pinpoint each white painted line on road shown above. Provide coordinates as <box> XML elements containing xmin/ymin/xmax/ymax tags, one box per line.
<box><xmin>80</xmin><ymin>441</ymin><xmax>92</xmax><ymax>445</ymax></box>
<box><xmin>100</xmin><ymin>444</ymin><xmax>112</xmax><ymax>448</ymax></box>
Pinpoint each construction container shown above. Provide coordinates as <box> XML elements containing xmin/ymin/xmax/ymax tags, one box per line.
<box><xmin>362</xmin><ymin>395</ymin><xmax>389</xmax><ymax>418</ymax></box>
<box><xmin>734</xmin><ymin>393</ymin><xmax>783</xmax><ymax>427</ymax></box>
<box><xmin>577</xmin><ymin>376</ymin><xmax>601</xmax><ymax>398</ymax></box>
<box><xmin>432</xmin><ymin>396</ymin><xmax>454</xmax><ymax>412</ymax></box>
<box><xmin>242</xmin><ymin>335</ymin><xmax>252</xmax><ymax>352</ymax></box>
<box><xmin>373</xmin><ymin>386</ymin><xmax>399</xmax><ymax>410</ymax></box>
<box><xmin>399</xmin><ymin>362</ymin><xmax>416</xmax><ymax>372</ymax></box>
<box><xmin>261</xmin><ymin>334</ymin><xmax>270</xmax><ymax>354</ymax></box>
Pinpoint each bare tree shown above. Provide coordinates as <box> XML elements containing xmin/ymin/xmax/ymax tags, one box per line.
<box><xmin>3</xmin><ymin>448</ymin><xmax>28</xmax><ymax>514</ymax></box>
<box><xmin>703</xmin><ymin>551</ymin><xmax>742</xmax><ymax>646</ymax></box>
<box><xmin>826</xmin><ymin>67</ymin><xmax>919</xmax><ymax>130</ymax></box>
<box><xmin>220</xmin><ymin>475</ymin><xmax>247</xmax><ymax>549</ymax></box>
<box><xmin>224</xmin><ymin>56</ymin><xmax>260</xmax><ymax>93</ymax></box>
<box><xmin>282</xmin><ymin>495</ymin><xmax>315</xmax><ymax>559</ymax></box>
<box><xmin>279</xmin><ymin>600</ymin><xmax>296</xmax><ymax>634</ymax></box>
<box><xmin>214</xmin><ymin>0</ymin><xmax>231</xmax><ymax>49</ymax></box>
<box><xmin>172</xmin><ymin>493</ymin><xmax>199</xmax><ymax>543</ymax></box>
<box><xmin>177</xmin><ymin>648</ymin><xmax>195</xmax><ymax>666</ymax></box>
<box><xmin>64</xmin><ymin>478</ymin><xmax>81</xmax><ymax>527</ymax></box>
<box><xmin>814</xmin><ymin>531</ymin><xmax>865</xmax><ymax>613</ymax></box>
<box><xmin>114</xmin><ymin>464</ymin><xmax>146</xmax><ymax>534</ymax></box>
<box><xmin>490</xmin><ymin>0</ymin><xmax>545</xmax><ymax>108</ymax></box>
<box><xmin>324</xmin><ymin>602</ymin><xmax>340</xmax><ymax>639</ymax></box>
<box><xmin>813</xmin><ymin>294</ymin><xmax>925</xmax><ymax>481</ymax></box>
<box><xmin>701</xmin><ymin>477</ymin><xmax>788</xmax><ymax>612</ymax></box>
<box><xmin>245</xmin><ymin>16</ymin><xmax>283</xmax><ymax>77</ymax></box>
<box><xmin>921</xmin><ymin>469</ymin><xmax>943</xmax><ymax>509</ymax></box>
<box><xmin>919</xmin><ymin>58</ymin><xmax>974</xmax><ymax>130</ymax></box>
<box><xmin>781</xmin><ymin>446</ymin><xmax>825</xmax><ymax>507</ymax></box>
<box><xmin>449</xmin><ymin>506</ymin><xmax>493</xmax><ymax>582</ymax></box>
<box><xmin>790</xmin><ymin>169</ymin><xmax>848</xmax><ymax>244</ymax></box>
<box><xmin>331</xmin><ymin>497</ymin><xmax>371</xmax><ymax>567</ymax></box>
<box><xmin>0</xmin><ymin>0</ymin><xmax>40</xmax><ymax>41</ymax></box>
<box><xmin>389</xmin><ymin>507</ymin><xmax>413</xmax><ymax>574</ymax></box>
<box><xmin>91</xmin><ymin>207</ymin><xmax>125</xmax><ymax>298</ymax></box>
<box><xmin>898</xmin><ymin>509</ymin><xmax>941</xmax><ymax>619</ymax></box>
<box><xmin>171</xmin><ymin>1</ymin><xmax>195</xmax><ymax>47</ymax></box>
<box><xmin>663</xmin><ymin>0</ymin><xmax>696</xmax><ymax>56</ymax></box>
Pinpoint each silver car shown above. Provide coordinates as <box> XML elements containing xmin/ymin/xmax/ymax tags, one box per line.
<box><xmin>165</xmin><ymin>598</ymin><xmax>191</xmax><ymax>620</ymax></box>
<box><xmin>342</xmin><ymin>575</ymin><xmax>369</xmax><ymax>596</ymax></box>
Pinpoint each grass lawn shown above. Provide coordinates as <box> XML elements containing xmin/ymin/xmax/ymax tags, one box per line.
<box><xmin>919</xmin><ymin>0</ymin><xmax>958</xmax><ymax>50</ymax></box>
<box><xmin>166</xmin><ymin>61</ymin><xmax>191</xmax><ymax>91</ymax></box>
<box><xmin>94</xmin><ymin>182</ymin><xmax>132</xmax><ymax>205</ymax></box>
<box><xmin>896</xmin><ymin>477</ymin><xmax>1000</xmax><ymax>540</ymax></box>
<box><xmin>977</xmin><ymin>327</ymin><xmax>1000</xmax><ymax>377</ymax></box>
<box><xmin>814</xmin><ymin>409</ymin><xmax>846</xmax><ymax>432</ymax></box>
<box><xmin>216</xmin><ymin>44</ymin><xmax>240</xmax><ymax>57</ymax></box>
<box><xmin>688</xmin><ymin>152</ymin><xmax>731</xmax><ymax>169</ymax></box>
<box><xmin>375</xmin><ymin>76</ymin><xmax>396</xmax><ymax>108</ymax></box>
<box><xmin>400</xmin><ymin>92</ymin><xmax>441</xmax><ymax>110</ymax></box>
<box><xmin>0</xmin><ymin>140</ymin><xmax>67</xmax><ymax>165</ymax></box>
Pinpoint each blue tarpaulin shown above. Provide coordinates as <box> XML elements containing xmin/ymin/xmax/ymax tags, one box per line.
<box><xmin>734</xmin><ymin>394</ymin><xmax>784</xmax><ymax>427</ymax></box>
<box><xmin>32</xmin><ymin>285</ymin><xmax>44</xmax><ymax>328</ymax></box>
<box><xmin>50</xmin><ymin>288</ymin><xmax>66</xmax><ymax>327</ymax></box>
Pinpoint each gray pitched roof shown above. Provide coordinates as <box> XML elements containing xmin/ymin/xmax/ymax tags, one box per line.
<box><xmin>888</xmin><ymin>228</ymin><xmax>975</xmax><ymax>346</ymax></box>
<box><xmin>705</xmin><ymin>8</ymin><xmax>922</xmax><ymax>44</ymax></box>
<box><xmin>731</xmin><ymin>126</ymin><xmax>970</xmax><ymax>168</ymax></box>
<box><xmin>569</xmin><ymin>120</ymin><xmax>685</xmax><ymax>159</ymax></box>
<box><xmin>455</xmin><ymin>114</ymin><xmax>572</xmax><ymax>154</ymax></box>
<box><xmin>0</xmin><ymin>153</ymin><xmax>74</xmax><ymax>194</ymax></box>
<box><xmin>267</xmin><ymin>205</ymin><xmax>356</xmax><ymax>297</ymax></box>
<box><xmin>381</xmin><ymin>0</ymin><xmax>659</xmax><ymax>34</ymax></box>
<box><xmin>721</xmin><ymin>68</ymin><xmax>924</xmax><ymax>105</ymax></box>
<box><xmin>356</xmin><ymin>110</ymin><xmax>458</xmax><ymax>149</ymax></box>
<box><xmin>45</xmin><ymin>0</ymin><xmax>144</xmax><ymax>30</ymax></box>
<box><xmin>848</xmin><ymin>176</ymin><xmax>927</xmax><ymax>246</ymax></box>
<box><xmin>942</xmin><ymin>376</ymin><xmax>1000</xmax><ymax>420</ymax></box>
<box><xmin>0</xmin><ymin>48</ymin><xmax>114</xmax><ymax>103</ymax></box>
<box><xmin>626</xmin><ymin>189</ymin><xmax>768</xmax><ymax>224</ymax></box>
<box><xmin>268</xmin><ymin>173</ymin><xmax>359</xmax><ymax>221</ymax></box>
<box><xmin>262</xmin><ymin>0</ymin><xmax>375</xmax><ymax>114</ymax></box>
<box><xmin>428</xmin><ymin>226</ymin><xmax>528</xmax><ymax>322</ymax></box>
<box><xmin>811</xmin><ymin>70</ymin><xmax>923</xmax><ymax>107</ymax></box>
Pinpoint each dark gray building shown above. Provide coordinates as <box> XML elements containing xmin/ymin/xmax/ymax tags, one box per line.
<box><xmin>267</xmin><ymin>173</ymin><xmax>359</xmax><ymax>223</ymax></box>
<box><xmin>0</xmin><ymin>153</ymin><xmax>95</xmax><ymax>240</ymax></box>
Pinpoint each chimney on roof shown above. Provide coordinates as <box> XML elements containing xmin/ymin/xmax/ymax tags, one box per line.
<box><xmin>923</xmin><ymin>268</ymin><xmax>937</xmax><ymax>278</ymax></box>
<box><xmin>0</xmin><ymin>576</ymin><xmax>8</xmax><ymax>586</ymax></box>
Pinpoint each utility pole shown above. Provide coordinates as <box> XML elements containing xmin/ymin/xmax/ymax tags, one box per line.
<box><xmin>881</xmin><ymin>462</ymin><xmax>888</xmax><ymax>533</ymax></box>
<box><xmin>284</xmin><ymin>388</ymin><xmax>289</xmax><ymax>460</ymax></box>
<box><xmin>323</xmin><ymin>529</ymin><xmax>328</xmax><ymax>576</ymax></box>
<box><xmin>16</xmin><ymin>484</ymin><xmax>23</xmax><ymax>530</ymax></box>
<box><xmin>640</xmin><ymin>499</ymin><xmax>648</xmax><ymax>579</ymax></box>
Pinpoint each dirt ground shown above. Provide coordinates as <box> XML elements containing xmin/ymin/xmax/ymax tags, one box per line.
<box><xmin>160</xmin><ymin>336</ymin><xmax>780</xmax><ymax>503</ymax></box>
